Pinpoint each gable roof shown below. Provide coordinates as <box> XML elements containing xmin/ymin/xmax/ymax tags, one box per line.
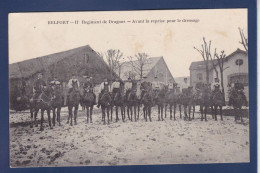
<box><xmin>9</xmin><ymin>45</ymin><xmax>108</xmax><ymax>80</ymax></box>
<box><xmin>119</xmin><ymin>56</ymin><xmax>162</xmax><ymax>80</ymax></box>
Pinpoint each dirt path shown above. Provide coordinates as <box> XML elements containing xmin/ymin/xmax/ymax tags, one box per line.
<box><xmin>9</xmin><ymin>107</ymin><xmax>249</xmax><ymax>167</ymax></box>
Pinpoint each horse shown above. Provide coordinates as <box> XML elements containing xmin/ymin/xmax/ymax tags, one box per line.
<box><xmin>181</xmin><ymin>87</ymin><xmax>195</xmax><ymax>121</ymax></box>
<box><xmin>99</xmin><ymin>86</ymin><xmax>112</xmax><ymax>125</ymax></box>
<box><xmin>29</xmin><ymin>86</ymin><xmax>54</xmax><ymax>131</ymax></box>
<box><xmin>125</xmin><ymin>81</ymin><xmax>141</xmax><ymax>122</ymax></box>
<box><xmin>229</xmin><ymin>88</ymin><xmax>248</xmax><ymax>122</ymax></box>
<box><xmin>142</xmin><ymin>87</ymin><xmax>153</xmax><ymax>122</ymax></box>
<box><xmin>165</xmin><ymin>86</ymin><xmax>180</xmax><ymax>120</ymax></box>
<box><xmin>153</xmin><ymin>86</ymin><xmax>167</xmax><ymax>121</ymax></box>
<box><xmin>51</xmin><ymin>86</ymin><xmax>64</xmax><ymax>126</ymax></box>
<box><xmin>197</xmin><ymin>85</ymin><xmax>211</xmax><ymax>121</ymax></box>
<box><xmin>211</xmin><ymin>87</ymin><xmax>225</xmax><ymax>121</ymax></box>
<box><xmin>67</xmin><ymin>81</ymin><xmax>81</xmax><ymax>126</ymax></box>
<box><xmin>82</xmin><ymin>87</ymin><xmax>96</xmax><ymax>123</ymax></box>
<box><xmin>111</xmin><ymin>90</ymin><xmax>125</xmax><ymax>122</ymax></box>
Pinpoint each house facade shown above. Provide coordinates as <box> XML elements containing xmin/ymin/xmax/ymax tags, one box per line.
<box><xmin>189</xmin><ymin>48</ymin><xmax>248</xmax><ymax>102</ymax></box>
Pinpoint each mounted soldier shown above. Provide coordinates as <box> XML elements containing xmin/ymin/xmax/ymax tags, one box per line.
<box><xmin>64</xmin><ymin>73</ymin><xmax>80</xmax><ymax>106</ymax></box>
<box><xmin>32</xmin><ymin>72</ymin><xmax>47</xmax><ymax>102</ymax></box>
<box><xmin>97</xmin><ymin>78</ymin><xmax>110</xmax><ymax>108</ymax></box>
<box><xmin>49</xmin><ymin>76</ymin><xmax>61</xmax><ymax>90</ymax></box>
<box><xmin>111</xmin><ymin>77</ymin><xmax>121</xmax><ymax>99</ymax></box>
<box><xmin>124</xmin><ymin>77</ymin><xmax>133</xmax><ymax>99</ymax></box>
<box><xmin>83</xmin><ymin>76</ymin><xmax>96</xmax><ymax>104</ymax></box>
<box><xmin>167</xmin><ymin>78</ymin><xmax>175</xmax><ymax>92</ymax></box>
<box><xmin>152</xmin><ymin>76</ymin><xmax>161</xmax><ymax>92</ymax></box>
<box><xmin>140</xmin><ymin>76</ymin><xmax>151</xmax><ymax>101</ymax></box>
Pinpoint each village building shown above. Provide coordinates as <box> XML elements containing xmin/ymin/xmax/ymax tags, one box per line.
<box><xmin>189</xmin><ymin>48</ymin><xmax>248</xmax><ymax>101</ymax></box>
<box><xmin>9</xmin><ymin>45</ymin><xmax>118</xmax><ymax>110</ymax></box>
<box><xmin>118</xmin><ymin>56</ymin><xmax>175</xmax><ymax>86</ymax></box>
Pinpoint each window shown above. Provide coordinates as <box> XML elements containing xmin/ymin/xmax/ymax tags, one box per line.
<box><xmin>197</xmin><ymin>73</ymin><xmax>203</xmax><ymax>80</ymax></box>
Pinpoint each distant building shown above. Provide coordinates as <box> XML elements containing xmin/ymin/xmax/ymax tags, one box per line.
<box><xmin>119</xmin><ymin>56</ymin><xmax>175</xmax><ymax>85</ymax></box>
<box><xmin>174</xmin><ymin>76</ymin><xmax>190</xmax><ymax>91</ymax></box>
<box><xmin>189</xmin><ymin>48</ymin><xmax>248</xmax><ymax>101</ymax></box>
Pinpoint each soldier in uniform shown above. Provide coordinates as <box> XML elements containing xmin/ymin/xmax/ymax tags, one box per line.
<box><xmin>124</xmin><ymin>77</ymin><xmax>133</xmax><ymax>99</ymax></box>
<box><xmin>83</xmin><ymin>76</ymin><xmax>96</xmax><ymax>104</ymax></box>
<box><xmin>140</xmin><ymin>76</ymin><xmax>151</xmax><ymax>100</ymax></box>
<box><xmin>97</xmin><ymin>78</ymin><xmax>110</xmax><ymax>108</ymax></box>
<box><xmin>167</xmin><ymin>78</ymin><xmax>175</xmax><ymax>92</ymax></box>
<box><xmin>32</xmin><ymin>72</ymin><xmax>46</xmax><ymax>102</ymax></box>
<box><xmin>111</xmin><ymin>78</ymin><xmax>121</xmax><ymax>99</ymax></box>
<box><xmin>49</xmin><ymin>76</ymin><xmax>61</xmax><ymax>89</ymax></box>
<box><xmin>152</xmin><ymin>76</ymin><xmax>160</xmax><ymax>92</ymax></box>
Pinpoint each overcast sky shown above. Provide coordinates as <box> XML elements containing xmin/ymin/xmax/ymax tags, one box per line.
<box><xmin>9</xmin><ymin>9</ymin><xmax>247</xmax><ymax>77</ymax></box>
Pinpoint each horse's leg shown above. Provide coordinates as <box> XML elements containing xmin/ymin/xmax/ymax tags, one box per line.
<box><xmin>161</xmin><ymin>105</ymin><xmax>164</xmax><ymax>121</ymax></box>
<box><xmin>130</xmin><ymin>106</ymin><xmax>133</xmax><ymax>121</ymax></box>
<box><xmin>200</xmin><ymin>105</ymin><xmax>203</xmax><ymax>121</ymax></box>
<box><xmin>102</xmin><ymin>107</ymin><xmax>105</xmax><ymax>125</ymax></box>
<box><xmin>127</xmin><ymin>105</ymin><xmax>130</xmax><ymax>120</ymax></box>
<box><xmin>34</xmin><ymin>109</ymin><xmax>39</xmax><ymax>127</ymax></box>
<box><xmin>57</xmin><ymin>107</ymin><xmax>61</xmax><ymax>126</ymax></box>
<box><xmin>143</xmin><ymin>106</ymin><xmax>147</xmax><ymax>122</ymax></box>
<box><xmin>188</xmin><ymin>105</ymin><xmax>191</xmax><ymax>121</ymax></box>
<box><xmin>211</xmin><ymin>105</ymin><xmax>214</xmax><ymax>119</ymax></box>
<box><xmin>52</xmin><ymin>108</ymin><xmax>56</xmax><ymax>126</ymax></box>
<box><xmin>120</xmin><ymin>106</ymin><xmax>124</xmax><ymax>122</ymax></box>
<box><xmin>179</xmin><ymin>104</ymin><xmax>182</xmax><ymax>119</ymax></box>
<box><xmin>115</xmin><ymin>106</ymin><xmax>119</xmax><ymax>122</ymax></box>
<box><xmin>40</xmin><ymin>109</ymin><xmax>44</xmax><ymax>131</ymax></box>
<box><xmin>47</xmin><ymin>109</ymin><xmax>52</xmax><ymax>129</ymax></box>
<box><xmin>149</xmin><ymin>106</ymin><xmax>152</xmax><ymax>122</ymax></box>
<box><xmin>165</xmin><ymin>104</ymin><xmax>167</xmax><ymax>118</ymax></box>
<box><xmin>137</xmin><ymin>104</ymin><xmax>140</xmax><ymax>120</ymax></box>
<box><xmin>214</xmin><ymin>105</ymin><xmax>217</xmax><ymax>121</ymax></box>
<box><xmin>69</xmin><ymin>107</ymin><xmax>73</xmax><ymax>126</ymax></box>
<box><xmin>240</xmin><ymin>107</ymin><xmax>243</xmax><ymax>123</ymax></box>
<box><xmin>107</xmin><ymin>107</ymin><xmax>110</xmax><ymax>124</ymax></box>
<box><xmin>192</xmin><ymin>105</ymin><xmax>195</xmax><ymax>119</ymax></box>
<box><xmin>86</xmin><ymin>107</ymin><xmax>89</xmax><ymax>123</ymax></box>
<box><xmin>90</xmin><ymin>106</ymin><xmax>93</xmax><ymax>123</ymax></box>
<box><xmin>74</xmin><ymin>105</ymin><xmax>78</xmax><ymax>125</ymax></box>
<box><xmin>158</xmin><ymin>105</ymin><xmax>160</xmax><ymax>121</ymax></box>
<box><xmin>173</xmin><ymin>104</ymin><xmax>176</xmax><ymax>120</ymax></box>
<box><xmin>205</xmin><ymin>106</ymin><xmax>208</xmax><ymax>121</ymax></box>
<box><xmin>67</xmin><ymin>107</ymin><xmax>70</xmax><ymax>124</ymax></box>
<box><xmin>220</xmin><ymin>106</ymin><xmax>223</xmax><ymax>121</ymax></box>
<box><xmin>30</xmin><ymin>108</ymin><xmax>34</xmax><ymax>128</ymax></box>
<box><xmin>110</xmin><ymin>106</ymin><xmax>113</xmax><ymax>121</ymax></box>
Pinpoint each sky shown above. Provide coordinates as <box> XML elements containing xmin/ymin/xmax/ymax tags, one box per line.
<box><xmin>9</xmin><ymin>9</ymin><xmax>247</xmax><ymax>77</ymax></box>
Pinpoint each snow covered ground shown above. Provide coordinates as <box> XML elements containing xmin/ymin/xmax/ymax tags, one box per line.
<box><xmin>9</xmin><ymin>106</ymin><xmax>249</xmax><ymax>167</ymax></box>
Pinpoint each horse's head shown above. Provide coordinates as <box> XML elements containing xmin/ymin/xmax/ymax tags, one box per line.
<box><xmin>72</xmin><ymin>80</ymin><xmax>79</xmax><ymax>91</ymax></box>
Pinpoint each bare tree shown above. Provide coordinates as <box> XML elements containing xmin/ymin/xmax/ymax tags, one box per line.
<box><xmin>98</xmin><ymin>49</ymin><xmax>124</xmax><ymax>79</ymax></box>
<box><xmin>214</xmin><ymin>49</ymin><xmax>228</xmax><ymax>102</ymax></box>
<box><xmin>127</xmin><ymin>53</ymin><xmax>151</xmax><ymax>79</ymax></box>
<box><xmin>194</xmin><ymin>37</ymin><xmax>212</xmax><ymax>85</ymax></box>
<box><xmin>238</xmin><ymin>27</ymin><xmax>248</xmax><ymax>54</ymax></box>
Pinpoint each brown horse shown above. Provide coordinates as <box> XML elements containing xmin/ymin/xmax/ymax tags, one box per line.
<box><xmin>154</xmin><ymin>86</ymin><xmax>167</xmax><ymax>121</ymax></box>
<box><xmin>211</xmin><ymin>87</ymin><xmax>225</xmax><ymax>121</ymax></box>
<box><xmin>100</xmin><ymin>91</ymin><xmax>112</xmax><ymax>125</ymax></box>
<box><xmin>112</xmin><ymin>90</ymin><xmax>125</xmax><ymax>122</ymax></box>
<box><xmin>82</xmin><ymin>87</ymin><xmax>96</xmax><ymax>123</ymax></box>
<box><xmin>67</xmin><ymin>81</ymin><xmax>81</xmax><ymax>126</ymax></box>
<box><xmin>30</xmin><ymin>86</ymin><xmax>54</xmax><ymax>131</ymax></box>
<box><xmin>165</xmin><ymin>86</ymin><xmax>180</xmax><ymax>120</ymax></box>
<box><xmin>51</xmin><ymin>86</ymin><xmax>64</xmax><ymax>126</ymax></box>
<box><xmin>229</xmin><ymin>88</ymin><xmax>248</xmax><ymax>122</ymax></box>
<box><xmin>142</xmin><ymin>87</ymin><xmax>153</xmax><ymax>122</ymax></box>
<box><xmin>181</xmin><ymin>87</ymin><xmax>195</xmax><ymax>121</ymax></box>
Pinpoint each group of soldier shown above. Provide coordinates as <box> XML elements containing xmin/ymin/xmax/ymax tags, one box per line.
<box><xmin>28</xmin><ymin>70</ymin><xmax>247</xmax><ymax>110</ymax></box>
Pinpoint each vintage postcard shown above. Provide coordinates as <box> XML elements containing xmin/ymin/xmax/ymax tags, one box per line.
<box><xmin>8</xmin><ymin>9</ymin><xmax>249</xmax><ymax>167</ymax></box>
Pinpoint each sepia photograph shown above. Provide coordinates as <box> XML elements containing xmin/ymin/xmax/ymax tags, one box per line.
<box><xmin>8</xmin><ymin>9</ymin><xmax>249</xmax><ymax>167</ymax></box>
